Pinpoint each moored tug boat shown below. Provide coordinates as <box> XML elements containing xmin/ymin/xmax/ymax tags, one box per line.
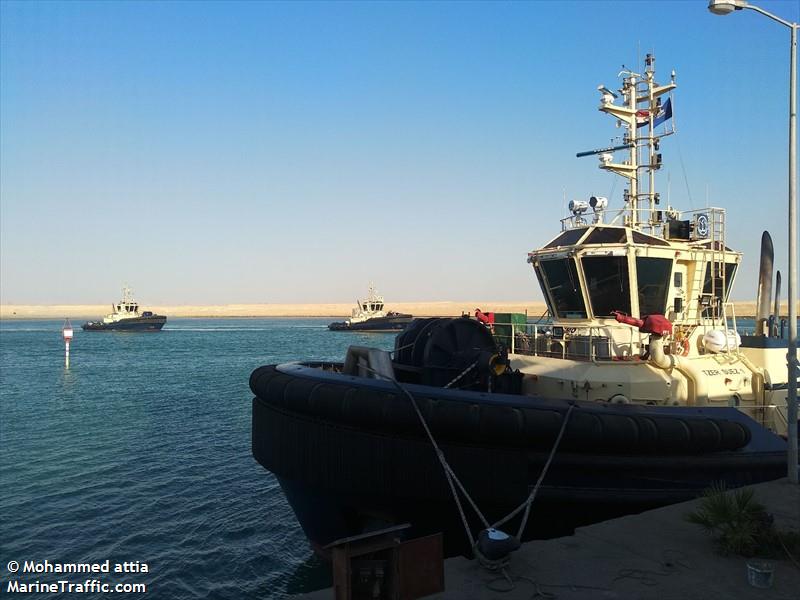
<box><xmin>328</xmin><ymin>284</ymin><xmax>412</xmax><ymax>332</ymax></box>
<box><xmin>82</xmin><ymin>286</ymin><xmax>166</xmax><ymax>331</ymax></box>
<box><xmin>251</xmin><ymin>55</ymin><xmax>798</xmax><ymax>557</ymax></box>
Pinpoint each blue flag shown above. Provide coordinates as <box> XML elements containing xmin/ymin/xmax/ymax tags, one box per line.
<box><xmin>636</xmin><ymin>98</ymin><xmax>673</xmax><ymax>128</ymax></box>
<box><xmin>653</xmin><ymin>98</ymin><xmax>673</xmax><ymax>127</ymax></box>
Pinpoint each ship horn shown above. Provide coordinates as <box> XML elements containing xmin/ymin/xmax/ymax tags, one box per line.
<box><xmin>755</xmin><ymin>231</ymin><xmax>774</xmax><ymax>336</ymax></box>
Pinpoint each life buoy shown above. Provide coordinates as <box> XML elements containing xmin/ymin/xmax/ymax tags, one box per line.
<box><xmin>678</xmin><ymin>337</ymin><xmax>690</xmax><ymax>356</ymax></box>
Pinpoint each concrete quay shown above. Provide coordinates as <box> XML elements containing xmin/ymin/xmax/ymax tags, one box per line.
<box><xmin>295</xmin><ymin>478</ymin><xmax>799</xmax><ymax>600</ymax></box>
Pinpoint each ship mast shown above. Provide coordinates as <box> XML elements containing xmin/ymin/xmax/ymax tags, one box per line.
<box><xmin>596</xmin><ymin>54</ymin><xmax>676</xmax><ymax>231</ymax></box>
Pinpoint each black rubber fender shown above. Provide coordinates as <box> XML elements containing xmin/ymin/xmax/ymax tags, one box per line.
<box><xmin>250</xmin><ymin>364</ymin><xmax>752</xmax><ymax>454</ymax></box>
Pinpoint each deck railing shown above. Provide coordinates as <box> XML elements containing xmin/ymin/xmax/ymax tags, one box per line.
<box><xmin>491</xmin><ymin>320</ymin><xmax>648</xmax><ymax>361</ymax></box>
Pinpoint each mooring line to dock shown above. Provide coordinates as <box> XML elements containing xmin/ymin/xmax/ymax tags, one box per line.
<box><xmin>779</xmin><ymin>535</ymin><xmax>800</xmax><ymax>570</ymax></box>
<box><xmin>492</xmin><ymin>403</ymin><xmax>575</xmax><ymax>540</ymax></box>
<box><xmin>359</xmin><ymin>362</ymin><xmax>577</xmax><ymax>571</ymax></box>
<box><xmin>356</xmin><ymin>363</ymin><xmax>491</xmax><ymax>547</ymax></box>
<box><xmin>382</xmin><ymin>373</ymin><xmax>492</xmax><ymax>546</ymax></box>
<box><xmin>486</xmin><ymin>572</ymin><xmax>612</xmax><ymax>597</ymax></box>
<box><xmin>487</xmin><ymin>548</ymin><xmax>690</xmax><ymax>596</ymax></box>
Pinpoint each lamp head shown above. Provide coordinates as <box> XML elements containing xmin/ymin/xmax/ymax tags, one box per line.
<box><xmin>568</xmin><ymin>200</ymin><xmax>589</xmax><ymax>216</ymax></box>
<box><xmin>707</xmin><ymin>0</ymin><xmax>748</xmax><ymax>15</ymax></box>
<box><xmin>589</xmin><ymin>196</ymin><xmax>608</xmax><ymax>211</ymax></box>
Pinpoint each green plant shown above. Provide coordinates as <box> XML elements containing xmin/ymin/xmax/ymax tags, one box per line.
<box><xmin>686</xmin><ymin>483</ymin><xmax>773</xmax><ymax>557</ymax></box>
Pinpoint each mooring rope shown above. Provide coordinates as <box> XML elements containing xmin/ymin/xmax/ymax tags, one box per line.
<box><xmin>389</xmin><ymin>340</ymin><xmax>416</xmax><ymax>356</ymax></box>
<box><xmin>358</xmin><ymin>361</ymin><xmax>576</xmax><ymax>562</ymax></box>
<box><xmin>443</xmin><ymin>359</ymin><xmax>479</xmax><ymax>389</ymax></box>
<box><xmin>384</xmin><ymin>376</ymin><xmax>491</xmax><ymax>536</ymax></box>
<box><xmin>493</xmin><ymin>403</ymin><xmax>576</xmax><ymax>539</ymax></box>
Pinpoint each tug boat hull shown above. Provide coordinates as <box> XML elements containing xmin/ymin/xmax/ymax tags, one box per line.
<box><xmin>251</xmin><ymin>55</ymin><xmax>798</xmax><ymax>559</ymax></box>
<box><xmin>251</xmin><ymin>363</ymin><xmax>789</xmax><ymax>556</ymax></box>
<box><xmin>81</xmin><ymin>316</ymin><xmax>167</xmax><ymax>331</ymax></box>
<box><xmin>327</xmin><ymin>314</ymin><xmax>413</xmax><ymax>332</ymax></box>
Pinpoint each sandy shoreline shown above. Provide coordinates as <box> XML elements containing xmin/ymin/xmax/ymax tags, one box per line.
<box><xmin>0</xmin><ymin>301</ymin><xmax>548</xmax><ymax>320</ymax></box>
<box><xmin>0</xmin><ymin>300</ymin><xmax>786</xmax><ymax>320</ymax></box>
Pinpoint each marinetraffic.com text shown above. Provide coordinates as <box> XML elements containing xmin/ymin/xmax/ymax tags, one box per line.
<box><xmin>5</xmin><ymin>560</ymin><xmax>148</xmax><ymax>594</ymax></box>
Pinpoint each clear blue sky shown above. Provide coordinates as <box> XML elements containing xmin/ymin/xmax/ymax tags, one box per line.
<box><xmin>1</xmin><ymin>0</ymin><xmax>798</xmax><ymax>305</ymax></box>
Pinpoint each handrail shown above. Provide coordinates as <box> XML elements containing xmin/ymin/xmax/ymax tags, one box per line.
<box><xmin>558</xmin><ymin>206</ymin><xmax>731</xmax><ymax>243</ymax></box>
<box><xmin>493</xmin><ymin>319</ymin><xmax>647</xmax><ymax>361</ymax></box>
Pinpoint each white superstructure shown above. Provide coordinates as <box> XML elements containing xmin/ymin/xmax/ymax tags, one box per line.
<box><xmin>103</xmin><ymin>286</ymin><xmax>144</xmax><ymax>323</ymax></box>
<box><xmin>347</xmin><ymin>284</ymin><xmax>389</xmax><ymax>325</ymax></box>
<box><xmin>505</xmin><ymin>54</ymin><xmax>794</xmax><ymax>436</ymax></box>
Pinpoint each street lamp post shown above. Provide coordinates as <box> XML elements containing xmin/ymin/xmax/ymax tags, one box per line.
<box><xmin>708</xmin><ymin>0</ymin><xmax>798</xmax><ymax>484</ymax></box>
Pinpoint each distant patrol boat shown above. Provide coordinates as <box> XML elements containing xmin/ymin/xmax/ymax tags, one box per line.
<box><xmin>82</xmin><ymin>286</ymin><xmax>166</xmax><ymax>332</ymax></box>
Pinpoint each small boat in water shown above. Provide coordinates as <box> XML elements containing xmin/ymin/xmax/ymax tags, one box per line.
<box><xmin>252</xmin><ymin>55</ymin><xmax>797</xmax><ymax>558</ymax></box>
<box><xmin>328</xmin><ymin>285</ymin><xmax>412</xmax><ymax>332</ymax></box>
<box><xmin>82</xmin><ymin>286</ymin><xmax>166</xmax><ymax>332</ymax></box>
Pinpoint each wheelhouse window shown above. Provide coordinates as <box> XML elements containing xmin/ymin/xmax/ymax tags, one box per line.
<box><xmin>584</xmin><ymin>227</ymin><xmax>627</xmax><ymax>245</ymax></box>
<box><xmin>544</xmin><ymin>228</ymin><xmax>588</xmax><ymax>249</ymax></box>
<box><xmin>533</xmin><ymin>264</ymin><xmax>556</xmax><ymax>317</ymax></box>
<box><xmin>631</xmin><ymin>231</ymin><xmax>670</xmax><ymax>247</ymax></box>
<box><xmin>539</xmin><ymin>259</ymin><xmax>587</xmax><ymax>319</ymax></box>
<box><xmin>703</xmin><ymin>262</ymin><xmax>738</xmax><ymax>308</ymax></box>
<box><xmin>636</xmin><ymin>257</ymin><xmax>672</xmax><ymax>316</ymax></box>
<box><xmin>581</xmin><ymin>256</ymin><xmax>631</xmax><ymax>317</ymax></box>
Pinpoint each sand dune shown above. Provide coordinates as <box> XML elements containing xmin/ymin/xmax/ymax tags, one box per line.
<box><xmin>1</xmin><ymin>300</ymin><xmax>791</xmax><ymax>319</ymax></box>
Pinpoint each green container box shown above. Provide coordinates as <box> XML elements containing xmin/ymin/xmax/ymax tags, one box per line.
<box><xmin>491</xmin><ymin>312</ymin><xmax>527</xmax><ymax>349</ymax></box>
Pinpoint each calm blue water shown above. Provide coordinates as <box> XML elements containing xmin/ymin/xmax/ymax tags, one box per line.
<box><xmin>1</xmin><ymin>315</ymin><xmax>790</xmax><ymax>599</ymax></box>
<box><xmin>0</xmin><ymin>318</ymin><xmax>395</xmax><ymax>599</ymax></box>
